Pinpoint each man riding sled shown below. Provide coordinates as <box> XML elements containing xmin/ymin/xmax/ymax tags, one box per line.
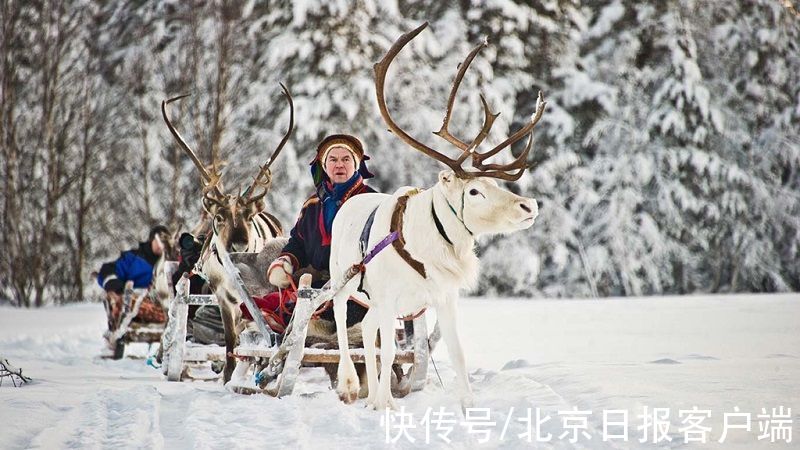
<box><xmin>240</xmin><ymin>134</ymin><xmax>376</xmax><ymax>332</ymax></box>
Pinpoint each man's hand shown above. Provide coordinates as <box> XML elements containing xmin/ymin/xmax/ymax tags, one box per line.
<box><xmin>268</xmin><ymin>255</ymin><xmax>294</xmax><ymax>289</ymax></box>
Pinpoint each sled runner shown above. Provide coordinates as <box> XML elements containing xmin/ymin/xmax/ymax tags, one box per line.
<box><xmin>160</xmin><ymin>278</ymin><xmax>226</xmax><ymax>381</ymax></box>
<box><xmin>161</xmin><ymin>245</ymin><xmax>438</xmax><ymax>397</ymax></box>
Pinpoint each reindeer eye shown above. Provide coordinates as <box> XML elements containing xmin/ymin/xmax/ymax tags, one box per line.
<box><xmin>469</xmin><ymin>189</ymin><xmax>480</xmax><ymax>196</ymax></box>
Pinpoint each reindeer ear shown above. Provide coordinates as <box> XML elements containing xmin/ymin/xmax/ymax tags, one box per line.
<box><xmin>248</xmin><ymin>199</ymin><xmax>265</xmax><ymax>217</ymax></box>
<box><xmin>203</xmin><ymin>199</ymin><xmax>219</xmax><ymax>216</ymax></box>
<box><xmin>438</xmin><ymin>170</ymin><xmax>455</xmax><ymax>184</ymax></box>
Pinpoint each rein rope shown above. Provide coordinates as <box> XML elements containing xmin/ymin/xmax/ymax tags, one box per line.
<box><xmin>444</xmin><ymin>189</ymin><xmax>474</xmax><ymax>236</ymax></box>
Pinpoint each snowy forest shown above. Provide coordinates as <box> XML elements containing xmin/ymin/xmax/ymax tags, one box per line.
<box><xmin>1</xmin><ymin>0</ymin><xmax>798</xmax><ymax>307</ymax></box>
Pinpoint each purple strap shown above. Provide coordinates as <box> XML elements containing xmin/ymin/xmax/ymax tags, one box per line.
<box><xmin>363</xmin><ymin>231</ymin><xmax>399</xmax><ymax>265</ymax></box>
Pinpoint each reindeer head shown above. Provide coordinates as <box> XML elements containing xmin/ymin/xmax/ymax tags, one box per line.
<box><xmin>375</xmin><ymin>22</ymin><xmax>545</xmax><ymax>236</ymax></box>
<box><xmin>436</xmin><ymin>171</ymin><xmax>538</xmax><ymax>235</ymax></box>
<box><xmin>201</xmin><ymin>191</ymin><xmax>270</xmax><ymax>251</ymax></box>
<box><xmin>162</xmin><ymin>85</ymin><xmax>294</xmax><ymax>252</ymax></box>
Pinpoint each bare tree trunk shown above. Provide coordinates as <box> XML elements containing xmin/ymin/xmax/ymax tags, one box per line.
<box><xmin>74</xmin><ymin>65</ymin><xmax>94</xmax><ymax>303</ymax></box>
<box><xmin>0</xmin><ymin>0</ymin><xmax>31</xmax><ymax>307</ymax></box>
<box><xmin>186</xmin><ymin>7</ymin><xmax>205</xmax><ymax>164</ymax></box>
<box><xmin>32</xmin><ymin>0</ymin><xmax>60</xmax><ymax>307</ymax></box>
<box><xmin>575</xmin><ymin>237</ymin><xmax>599</xmax><ymax>298</ymax></box>
<box><xmin>0</xmin><ymin>0</ymin><xmax>21</xmax><ymax>306</ymax></box>
<box><xmin>32</xmin><ymin>0</ymin><xmax>80</xmax><ymax>306</ymax></box>
<box><xmin>169</xmin><ymin>136</ymin><xmax>180</xmax><ymax>230</ymax></box>
<box><xmin>210</xmin><ymin>2</ymin><xmax>231</xmax><ymax>170</ymax></box>
<box><xmin>730</xmin><ymin>238</ymin><xmax>743</xmax><ymax>292</ymax></box>
<box><xmin>138</xmin><ymin>95</ymin><xmax>153</xmax><ymax>225</ymax></box>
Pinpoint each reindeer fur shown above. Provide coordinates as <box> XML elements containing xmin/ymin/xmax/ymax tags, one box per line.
<box><xmin>329</xmin><ymin>171</ymin><xmax>538</xmax><ymax>409</ymax></box>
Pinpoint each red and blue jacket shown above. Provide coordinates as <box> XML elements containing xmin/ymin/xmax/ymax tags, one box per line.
<box><xmin>280</xmin><ymin>173</ymin><xmax>375</xmax><ymax>289</ymax></box>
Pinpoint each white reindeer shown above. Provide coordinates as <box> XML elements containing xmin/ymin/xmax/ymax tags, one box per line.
<box><xmin>161</xmin><ymin>86</ymin><xmax>292</xmax><ymax>383</ymax></box>
<box><xmin>329</xmin><ymin>23</ymin><xmax>545</xmax><ymax>410</ymax></box>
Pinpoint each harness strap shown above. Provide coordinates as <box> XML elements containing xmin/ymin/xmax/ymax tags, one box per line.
<box><xmin>253</xmin><ymin>217</ymin><xmax>264</xmax><ymax>240</ymax></box>
<box><xmin>192</xmin><ymin>233</ymin><xmax>215</xmax><ymax>280</ymax></box>
<box><xmin>390</xmin><ymin>194</ymin><xmax>427</xmax><ymax>279</ymax></box>
<box><xmin>213</xmin><ymin>245</ymin><xmax>224</xmax><ymax>267</ymax></box>
<box><xmin>431</xmin><ymin>202</ymin><xmax>453</xmax><ymax>246</ymax></box>
<box><xmin>360</xmin><ymin>207</ymin><xmax>379</xmax><ymax>256</ymax></box>
<box><xmin>356</xmin><ymin>208</ymin><xmax>379</xmax><ymax>300</ymax></box>
<box><xmin>363</xmin><ymin>231</ymin><xmax>399</xmax><ymax>265</ymax></box>
<box><xmin>260</xmin><ymin>212</ymin><xmax>282</xmax><ymax>238</ymax></box>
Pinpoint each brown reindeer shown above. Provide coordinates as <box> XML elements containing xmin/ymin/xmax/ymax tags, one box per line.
<box><xmin>161</xmin><ymin>85</ymin><xmax>292</xmax><ymax>383</ymax></box>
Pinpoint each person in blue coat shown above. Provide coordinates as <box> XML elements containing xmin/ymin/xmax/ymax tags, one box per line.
<box><xmin>97</xmin><ymin>225</ymin><xmax>171</xmax><ymax>323</ymax></box>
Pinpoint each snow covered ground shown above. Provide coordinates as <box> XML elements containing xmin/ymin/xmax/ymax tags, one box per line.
<box><xmin>0</xmin><ymin>293</ymin><xmax>797</xmax><ymax>449</ymax></box>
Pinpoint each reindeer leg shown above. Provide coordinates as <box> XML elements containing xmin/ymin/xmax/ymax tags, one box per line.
<box><xmin>369</xmin><ymin>304</ymin><xmax>398</xmax><ymax>411</ymax></box>
<box><xmin>333</xmin><ymin>291</ymin><xmax>359</xmax><ymax>403</ymax></box>
<box><xmin>438</xmin><ymin>295</ymin><xmax>474</xmax><ymax>411</ymax></box>
<box><xmin>219</xmin><ymin>296</ymin><xmax>238</xmax><ymax>384</ymax></box>
<box><xmin>360</xmin><ymin>307</ymin><xmax>379</xmax><ymax>404</ymax></box>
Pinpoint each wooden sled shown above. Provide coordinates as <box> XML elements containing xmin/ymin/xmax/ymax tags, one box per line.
<box><xmin>234</xmin><ymin>280</ymin><xmax>434</xmax><ymax>398</ymax></box>
<box><xmin>103</xmin><ymin>281</ymin><xmax>167</xmax><ymax>360</ymax></box>
<box><xmin>162</xmin><ymin>246</ymin><xmax>439</xmax><ymax>398</ymax></box>
<box><xmin>161</xmin><ymin>282</ymin><xmax>226</xmax><ymax>381</ymax></box>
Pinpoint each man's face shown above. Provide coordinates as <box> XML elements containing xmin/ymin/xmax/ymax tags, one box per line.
<box><xmin>324</xmin><ymin>146</ymin><xmax>357</xmax><ymax>184</ymax></box>
<box><xmin>151</xmin><ymin>234</ymin><xmax>165</xmax><ymax>256</ymax></box>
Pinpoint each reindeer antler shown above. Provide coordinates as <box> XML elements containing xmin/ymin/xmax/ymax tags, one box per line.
<box><xmin>242</xmin><ymin>83</ymin><xmax>294</xmax><ymax>205</ymax></box>
<box><xmin>374</xmin><ymin>22</ymin><xmax>547</xmax><ymax>181</ymax></box>
<box><xmin>162</xmin><ymin>95</ymin><xmax>226</xmax><ymax>200</ymax></box>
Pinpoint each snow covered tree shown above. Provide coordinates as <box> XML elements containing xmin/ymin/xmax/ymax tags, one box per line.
<box><xmin>461</xmin><ymin>0</ymin><xmax>586</xmax><ymax>296</ymax></box>
<box><xmin>698</xmin><ymin>0</ymin><xmax>800</xmax><ymax>291</ymax></box>
<box><xmin>0</xmin><ymin>0</ymin><xmax>91</xmax><ymax>305</ymax></box>
<box><xmin>540</xmin><ymin>0</ymin><xmax>674</xmax><ymax>297</ymax></box>
<box><xmin>1</xmin><ymin>0</ymin><xmax>798</xmax><ymax>305</ymax></box>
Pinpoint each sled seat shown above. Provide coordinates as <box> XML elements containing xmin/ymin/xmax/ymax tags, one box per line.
<box><xmin>125</xmin><ymin>323</ymin><xmax>166</xmax><ymax>343</ymax></box>
<box><xmin>104</xmin><ymin>280</ymin><xmax>171</xmax><ymax>360</ymax></box>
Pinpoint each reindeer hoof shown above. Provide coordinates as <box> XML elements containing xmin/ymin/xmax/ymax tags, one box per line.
<box><xmin>338</xmin><ymin>390</ymin><xmax>359</xmax><ymax>404</ymax></box>
<box><xmin>390</xmin><ymin>366</ymin><xmax>412</xmax><ymax>398</ymax></box>
<box><xmin>336</xmin><ymin>374</ymin><xmax>360</xmax><ymax>404</ymax></box>
<box><xmin>366</xmin><ymin>394</ymin><xmax>397</xmax><ymax>411</ymax></box>
<box><xmin>336</xmin><ymin>362</ymin><xmax>360</xmax><ymax>404</ymax></box>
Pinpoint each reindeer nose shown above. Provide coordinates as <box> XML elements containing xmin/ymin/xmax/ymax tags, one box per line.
<box><xmin>519</xmin><ymin>198</ymin><xmax>538</xmax><ymax>218</ymax></box>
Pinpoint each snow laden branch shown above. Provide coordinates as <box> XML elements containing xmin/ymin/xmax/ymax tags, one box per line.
<box><xmin>0</xmin><ymin>356</ymin><xmax>32</xmax><ymax>387</ymax></box>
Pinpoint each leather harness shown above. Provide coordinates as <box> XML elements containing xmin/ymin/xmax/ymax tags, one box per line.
<box><xmin>354</xmin><ymin>188</ymin><xmax>463</xmax><ymax>321</ymax></box>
